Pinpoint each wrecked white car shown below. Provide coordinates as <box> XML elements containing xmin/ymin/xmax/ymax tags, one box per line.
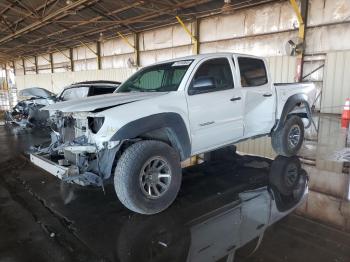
<box><xmin>5</xmin><ymin>87</ymin><xmax>56</xmax><ymax>127</ymax></box>
<box><xmin>5</xmin><ymin>81</ymin><xmax>120</xmax><ymax>128</ymax></box>
<box><xmin>30</xmin><ymin>53</ymin><xmax>316</xmax><ymax>215</ymax></box>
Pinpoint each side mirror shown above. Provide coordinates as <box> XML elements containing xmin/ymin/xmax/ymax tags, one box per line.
<box><xmin>189</xmin><ymin>76</ymin><xmax>216</xmax><ymax>95</ymax></box>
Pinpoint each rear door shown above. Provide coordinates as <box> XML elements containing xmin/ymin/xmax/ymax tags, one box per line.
<box><xmin>237</xmin><ymin>56</ymin><xmax>276</xmax><ymax>137</ymax></box>
<box><xmin>186</xmin><ymin>56</ymin><xmax>244</xmax><ymax>154</ymax></box>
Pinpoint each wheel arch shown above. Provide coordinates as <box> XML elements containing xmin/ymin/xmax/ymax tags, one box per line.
<box><xmin>275</xmin><ymin>93</ymin><xmax>312</xmax><ymax>131</ymax></box>
<box><xmin>110</xmin><ymin>113</ymin><xmax>191</xmax><ymax>160</ymax></box>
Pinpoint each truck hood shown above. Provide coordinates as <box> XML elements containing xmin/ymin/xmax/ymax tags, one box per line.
<box><xmin>43</xmin><ymin>92</ymin><xmax>168</xmax><ymax>112</ymax></box>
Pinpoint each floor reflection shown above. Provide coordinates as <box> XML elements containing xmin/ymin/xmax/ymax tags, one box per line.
<box><xmin>113</xmin><ymin>154</ymin><xmax>308</xmax><ymax>262</ymax></box>
<box><xmin>1</xmin><ymin>115</ymin><xmax>349</xmax><ymax>261</ymax></box>
<box><xmin>236</xmin><ymin>113</ymin><xmax>350</xmax><ymax>232</ymax></box>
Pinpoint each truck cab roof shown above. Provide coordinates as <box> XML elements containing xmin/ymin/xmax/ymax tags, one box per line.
<box><xmin>152</xmin><ymin>52</ymin><xmax>265</xmax><ymax>65</ymax></box>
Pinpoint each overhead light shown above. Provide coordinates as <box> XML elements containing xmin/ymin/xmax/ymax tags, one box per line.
<box><xmin>98</xmin><ymin>32</ymin><xmax>104</xmax><ymax>42</ymax></box>
<box><xmin>66</xmin><ymin>0</ymin><xmax>72</xmax><ymax>5</ymax></box>
<box><xmin>222</xmin><ymin>0</ymin><xmax>233</xmax><ymax>14</ymax></box>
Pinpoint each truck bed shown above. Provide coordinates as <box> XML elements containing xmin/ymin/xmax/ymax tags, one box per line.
<box><xmin>274</xmin><ymin>81</ymin><xmax>316</xmax><ymax>119</ymax></box>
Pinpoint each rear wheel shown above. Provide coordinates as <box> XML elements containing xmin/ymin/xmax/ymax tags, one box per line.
<box><xmin>271</xmin><ymin>116</ymin><xmax>304</xmax><ymax>157</ymax></box>
<box><xmin>269</xmin><ymin>155</ymin><xmax>301</xmax><ymax>196</ymax></box>
<box><xmin>114</xmin><ymin>140</ymin><xmax>182</xmax><ymax>215</ymax></box>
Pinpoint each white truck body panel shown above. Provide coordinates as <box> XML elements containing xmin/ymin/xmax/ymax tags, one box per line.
<box><xmin>275</xmin><ymin>83</ymin><xmax>316</xmax><ymax>119</ymax></box>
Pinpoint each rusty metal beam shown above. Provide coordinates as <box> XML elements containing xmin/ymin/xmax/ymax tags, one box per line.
<box><xmin>79</xmin><ymin>40</ymin><xmax>98</xmax><ymax>56</ymax></box>
<box><xmin>54</xmin><ymin>48</ymin><xmax>70</xmax><ymax>60</ymax></box>
<box><xmin>0</xmin><ymin>0</ymin><xmax>95</xmax><ymax>45</ymax></box>
<box><xmin>10</xmin><ymin>2</ymin><xmax>141</xmax><ymax>52</ymax></box>
<box><xmin>0</xmin><ymin>2</ymin><xmax>13</xmax><ymax>16</ymax></box>
<box><xmin>0</xmin><ymin>0</ymin><xmax>58</xmax><ymax>35</ymax></box>
<box><xmin>289</xmin><ymin>0</ymin><xmax>305</xmax><ymax>39</ymax></box>
<box><xmin>0</xmin><ymin>2</ymin><xmax>36</xmax><ymax>18</ymax></box>
<box><xmin>15</xmin><ymin>0</ymin><xmax>210</xmax><ymax>57</ymax></box>
<box><xmin>289</xmin><ymin>0</ymin><xmax>308</xmax><ymax>82</ymax></box>
<box><xmin>176</xmin><ymin>15</ymin><xmax>198</xmax><ymax>54</ymax></box>
<box><xmin>6</xmin><ymin>0</ymin><xmax>40</xmax><ymax>18</ymax></box>
<box><xmin>2</xmin><ymin>0</ymin><xmax>213</xmax><ymax>60</ymax></box>
<box><xmin>117</xmin><ymin>32</ymin><xmax>135</xmax><ymax>50</ymax></box>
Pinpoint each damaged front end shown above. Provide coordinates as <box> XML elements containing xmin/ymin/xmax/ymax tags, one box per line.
<box><xmin>30</xmin><ymin>111</ymin><xmax>120</xmax><ymax>186</ymax></box>
<box><xmin>5</xmin><ymin>99</ymin><xmax>53</xmax><ymax>128</ymax></box>
<box><xmin>5</xmin><ymin>102</ymin><xmax>32</xmax><ymax>128</ymax></box>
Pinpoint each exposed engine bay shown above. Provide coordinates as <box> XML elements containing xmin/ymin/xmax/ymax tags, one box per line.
<box><xmin>32</xmin><ymin>111</ymin><xmax>120</xmax><ymax>186</ymax></box>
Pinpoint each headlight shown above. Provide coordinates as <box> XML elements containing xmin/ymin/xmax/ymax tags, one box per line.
<box><xmin>88</xmin><ymin>117</ymin><xmax>105</xmax><ymax>134</ymax></box>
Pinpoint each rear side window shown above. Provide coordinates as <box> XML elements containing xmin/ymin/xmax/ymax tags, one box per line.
<box><xmin>238</xmin><ymin>57</ymin><xmax>267</xmax><ymax>87</ymax></box>
<box><xmin>189</xmin><ymin>58</ymin><xmax>234</xmax><ymax>94</ymax></box>
<box><xmin>89</xmin><ymin>86</ymin><xmax>116</xmax><ymax>96</ymax></box>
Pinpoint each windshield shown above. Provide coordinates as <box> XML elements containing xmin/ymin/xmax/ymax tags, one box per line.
<box><xmin>117</xmin><ymin>60</ymin><xmax>192</xmax><ymax>93</ymax></box>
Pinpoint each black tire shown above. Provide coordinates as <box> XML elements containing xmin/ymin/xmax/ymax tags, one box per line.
<box><xmin>269</xmin><ymin>155</ymin><xmax>301</xmax><ymax>196</ymax></box>
<box><xmin>114</xmin><ymin>140</ymin><xmax>182</xmax><ymax>215</ymax></box>
<box><xmin>271</xmin><ymin>115</ymin><xmax>304</xmax><ymax>157</ymax></box>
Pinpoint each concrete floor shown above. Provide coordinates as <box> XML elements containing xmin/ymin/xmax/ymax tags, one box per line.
<box><xmin>0</xmin><ymin>115</ymin><xmax>349</xmax><ymax>262</ymax></box>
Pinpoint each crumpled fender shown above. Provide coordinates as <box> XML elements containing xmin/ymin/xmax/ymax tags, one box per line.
<box><xmin>110</xmin><ymin>112</ymin><xmax>191</xmax><ymax>160</ymax></box>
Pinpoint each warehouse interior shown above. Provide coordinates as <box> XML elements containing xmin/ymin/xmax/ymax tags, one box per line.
<box><xmin>0</xmin><ymin>0</ymin><xmax>350</xmax><ymax>261</ymax></box>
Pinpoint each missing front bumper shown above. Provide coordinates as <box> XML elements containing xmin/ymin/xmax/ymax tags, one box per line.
<box><xmin>30</xmin><ymin>153</ymin><xmax>68</xmax><ymax>179</ymax></box>
<box><xmin>30</xmin><ymin>153</ymin><xmax>96</xmax><ymax>186</ymax></box>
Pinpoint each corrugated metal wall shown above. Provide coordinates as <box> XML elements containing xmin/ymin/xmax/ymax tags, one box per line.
<box><xmin>321</xmin><ymin>51</ymin><xmax>350</xmax><ymax>114</ymax></box>
<box><xmin>267</xmin><ymin>55</ymin><xmax>297</xmax><ymax>83</ymax></box>
<box><xmin>15</xmin><ymin>68</ymin><xmax>136</xmax><ymax>93</ymax></box>
<box><xmin>14</xmin><ymin>55</ymin><xmax>296</xmax><ymax>93</ymax></box>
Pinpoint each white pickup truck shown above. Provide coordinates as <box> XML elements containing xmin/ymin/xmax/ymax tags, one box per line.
<box><xmin>30</xmin><ymin>53</ymin><xmax>315</xmax><ymax>214</ymax></box>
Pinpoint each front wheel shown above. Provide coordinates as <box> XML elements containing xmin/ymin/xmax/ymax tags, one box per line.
<box><xmin>271</xmin><ymin>116</ymin><xmax>304</xmax><ymax>157</ymax></box>
<box><xmin>114</xmin><ymin>140</ymin><xmax>182</xmax><ymax>215</ymax></box>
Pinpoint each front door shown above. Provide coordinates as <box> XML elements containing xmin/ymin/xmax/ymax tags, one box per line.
<box><xmin>186</xmin><ymin>57</ymin><xmax>244</xmax><ymax>154</ymax></box>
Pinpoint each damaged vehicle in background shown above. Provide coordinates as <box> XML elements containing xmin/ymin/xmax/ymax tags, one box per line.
<box><xmin>5</xmin><ymin>80</ymin><xmax>120</xmax><ymax>128</ymax></box>
<box><xmin>5</xmin><ymin>87</ymin><xmax>55</xmax><ymax>128</ymax></box>
<box><xmin>30</xmin><ymin>53</ymin><xmax>316</xmax><ymax>215</ymax></box>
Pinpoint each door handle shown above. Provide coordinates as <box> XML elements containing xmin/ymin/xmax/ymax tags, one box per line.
<box><xmin>230</xmin><ymin>97</ymin><xmax>241</xmax><ymax>101</ymax></box>
<box><xmin>263</xmin><ymin>93</ymin><xmax>272</xmax><ymax>97</ymax></box>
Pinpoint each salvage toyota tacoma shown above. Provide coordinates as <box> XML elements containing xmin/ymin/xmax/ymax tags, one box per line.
<box><xmin>30</xmin><ymin>53</ymin><xmax>316</xmax><ymax>214</ymax></box>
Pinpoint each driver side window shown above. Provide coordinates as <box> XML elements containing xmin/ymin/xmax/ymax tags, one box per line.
<box><xmin>189</xmin><ymin>58</ymin><xmax>234</xmax><ymax>95</ymax></box>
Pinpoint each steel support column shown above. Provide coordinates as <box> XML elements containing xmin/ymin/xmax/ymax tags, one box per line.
<box><xmin>12</xmin><ymin>61</ymin><xmax>15</xmax><ymax>76</ymax></box>
<box><xmin>49</xmin><ymin>53</ymin><xmax>54</xmax><ymax>73</ymax></box>
<box><xmin>34</xmin><ymin>56</ymin><xmax>38</xmax><ymax>74</ymax></box>
<box><xmin>134</xmin><ymin>32</ymin><xmax>140</xmax><ymax>67</ymax></box>
<box><xmin>22</xmin><ymin>58</ymin><xmax>26</xmax><ymax>75</ymax></box>
<box><xmin>69</xmin><ymin>48</ymin><xmax>74</xmax><ymax>72</ymax></box>
<box><xmin>290</xmin><ymin>0</ymin><xmax>308</xmax><ymax>82</ymax></box>
<box><xmin>96</xmin><ymin>41</ymin><xmax>102</xmax><ymax>70</ymax></box>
